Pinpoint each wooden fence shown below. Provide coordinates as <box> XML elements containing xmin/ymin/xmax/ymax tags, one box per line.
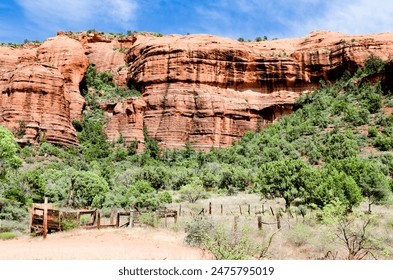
<box><xmin>31</xmin><ymin>199</ymin><xmax>296</xmax><ymax>239</ymax></box>
<box><xmin>30</xmin><ymin>199</ymin><xmax>178</xmax><ymax>238</ymax></box>
<box><xmin>174</xmin><ymin>202</ymin><xmax>291</xmax><ymax>231</ymax></box>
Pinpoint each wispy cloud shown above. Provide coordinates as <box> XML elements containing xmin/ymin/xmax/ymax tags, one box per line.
<box><xmin>296</xmin><ymin>0</ymin><xmax>393</xmax><ymax>35</ymax></box>
<box><xmin>15</xmin><ymin>0</ymin><xmax>138</xmax><ymax>34</ymax></box>
<box><xmin>192</xmin><ymin>0</ymin><xmax>393</xmax><ymax>39</ymax></box>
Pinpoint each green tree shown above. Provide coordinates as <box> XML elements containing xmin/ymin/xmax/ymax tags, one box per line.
<box><xmin>0</xmin><ymin>126</ymin><xmax>22</xmax><ymax>180</ymax></box>
<box><xmin>18</xmin><ymin>169</ymin><xmax>46</xmax><ymax>203</ymax></box>
<box><xmin>311</xmin><ymin>167</ymin><xmax>362</xmax><ymax>211</ymax></box>
<box><xmin>255</xmin><ymin>158</ymin><xmax>311</xmax><ymax>210</ymax></box>
<box><xmin>77</xmin><ymin>117</ymin><xmax>111</xmax><ymax>161</ymax></box>
<box><xmin>143</xmin><ymin>126</ymin><xmax>161</xmax><ymax>160</ymax></box>
<box><xmin>68</xmin><ymin>171</ymin><xmax>109</xmax><ymax>208</ymax></box>
<box><xmin>179</xmin><ymin>178</ymin><xmax>206</xmax><ymax>203</ymax></box>
<box><xmin>364</xmin><ymin>55</ymin><xmax>385</xmax><ymax>75</ymax></box>
<box><xmin>129</xmin><ymin>180</ymin><xmax>158</xmax><ymax>210</ymax></box>
<box><xmin>358</xmin><ymin>162</ymin><xmax>390</xmax><ymax>213</ymax></box>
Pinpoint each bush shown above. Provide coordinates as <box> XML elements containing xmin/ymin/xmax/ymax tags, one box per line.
<box><xmin>374</xmin><ymin>135</ymin><xmax>392</xmax><ymax>151</ymax></box>
<box><xmin>364</xmin><ymin>55</ymin><xmax>385</xmax><ymax>75</ymax></box>
<box><xmin>129</xmin><ymin>180</ymin><xmax>158</xmax><ymax>211</ymax></box>
<box><xmin>60</xmin><ymin>219</ymin><xmax>79</xmax><ymax>231</ymax></box>
<box><xmin>158</xmin><ymin>191</ymin><xmax>172</xmax><ymax>204</ymax></box>
<box><xmin>0</xmin><ymin>232</ymin><xmax>18</xmax><ymax>240</ymax></box>
<box><xmin>139</xmin><ymin>212</ymin><xmax>160</xmax><ymax>227</ymax></box>
<box><xmin>368</xmin><ymin>126</ymin><xmax>379</xmax><ymax>138</ymax></box>
<box><xmin>38</xmin><ymin>142</ymin><xmax>60</xmax><ymax>156</ymax></box>
<box><xmin>0</xmin><ymin>126</ymin><xmax>22</xmax><ymax>179</ymax></box>
<box><xmin>184</xmin><ymin>216</ymin><xmax>214</xmax><ymax>247</ymax></box>
<box><xmin>127</xmin><ymin>140</ymin><xmax>138</xmax><ymax>155</ymax></box>
<box><xmin>69</xmin><ymin>171</ymin><xmax>109</xmax><ymax>208</ymax></box>
<box><xmin>179</xmin><ymin>178</ymin><xmax>206</xmax><ymax>203</ymax></box>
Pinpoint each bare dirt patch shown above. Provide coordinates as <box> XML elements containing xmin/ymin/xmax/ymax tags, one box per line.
<box><xmin>0</xmin><ymin>228</ymin><xmax>209</xmax><ymax>260</ymax></box>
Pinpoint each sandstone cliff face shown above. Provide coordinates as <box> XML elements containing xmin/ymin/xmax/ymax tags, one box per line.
<box><xmin>37</xmin><ymin>35</ymin><xmax>89</xmax><ymax>121</ymax></box>
<box><xmin>0</xmin><ymin>63</ymin><xmax>77</xmax><ymax>146</ymax></box>
<box><xmin>125</xmin><ymin>31</ymin><xmax>393</xmax><ymax>149</ymax></box>
<box><xmin>1</xmin><ymin>31</ymin><xmax>393</xmax><ymax>149</ymax></box>
<box><xmin>100</xmin><ymin>97</ymin><xmax>146</xmax><ymax>150</ymax></box>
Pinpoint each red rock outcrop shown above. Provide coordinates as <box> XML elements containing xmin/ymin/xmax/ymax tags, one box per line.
<box><xmin>125</xmin><ymin>31</ymin><xmax>393</xmax><ymax>149</ymax></box>
<box><xmin>2</xmin><ymin>31</ymin><xmax>393</xmax><ymax>150</ymax></box>
<box><xmin>37</xmin><ymin>35</ymin><xmax>89</xmax><ymax>121</ymax></box>
<box><xmin>0</xmin><ymin>63</ymin><xmax>77</xmax><ymax>146</ymax></box>
<box><xmin>100</xmin><ymin>97</ymin><xmax>146</xmax><ymax>151</ymax></box>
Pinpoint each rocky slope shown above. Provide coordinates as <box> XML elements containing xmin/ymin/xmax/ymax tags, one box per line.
<box><xmin>1</xmin><ymin>31</ymin><xmax>393</xmax><ymax>149</ymax></box>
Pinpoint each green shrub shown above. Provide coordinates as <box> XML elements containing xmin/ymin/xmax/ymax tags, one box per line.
<box><xmin>179</xmin><ymin>178</ymin><xmax>206</xmax><ymax>203</ymax></box>
<box><xmin>184</xmin><ymin>216</ymin><xmax>214</xmax><ymax>247</ymax></box>
<box><xmin>364</xmin><ymin>55</ymin><xmax>385</xmax><ymax>75</ymax></box>
<box><xmin>0</xmin><ymin>232</ymin><xmax>18</xmax><ymax>240</ymax></box>
<box><xmin>129</xmin><ymin>180</ymin><xmax>159</xmax><ymax>211</ymax></box>
<box><xmin>368</xmin><ymin>126</ymin><xmax>379</xmax><ymax>138</ymax></box>
<box><xmin>19</xmin><ymin>145</ymin><xmax>35</xmax><ymax>159</ymax></box>
<box><xmin>60</xmin><ymin>212</ymin><xmax>78</xmax><ymax>231</ymax></box>
<box><xmin>60</xmin><ymin>219</ymin><xmax>79</xmax><ymax>231</ymax></box>
<box><xmin>113</xmin><ymin>147</ymin><xmax>128</xmax><ymax>162</ymax></box>
<box><xmin>139</xmin><ymin>212</ymin><xmax>160</xmax><ymax>227</ymax></box>
<box><xmin>375</xmin><ymin>135</ymin><xmax>392</xmax><ymax>151</ymax></box>
<box><xmin>158</xmin><ymin>191</ymin><xmax>172</xmax><ymax>204</ymax></box>
<box><xmin>38</xmin><ymin>142</ymin><xmax>61</xmax><ymax>157</ymax></box>
<box><xmin>127</xmin><ymin>140</ymin><xmax>138</xmax><ymax>155</ymax></box>
<box><xmin>0</xmin><ymin>125</ymin><xmax>22</xmax><ymax>179</ymax></box>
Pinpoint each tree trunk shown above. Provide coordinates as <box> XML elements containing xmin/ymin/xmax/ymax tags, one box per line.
<box><xmin>285</xmin><ymin>200</ymin><xmax>290</xmax><ymax>212</ymax></box>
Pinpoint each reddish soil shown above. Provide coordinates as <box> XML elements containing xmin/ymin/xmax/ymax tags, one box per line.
<box><xmin>0</xmin><ymin>228</ymin><xmax>209</xmax><ymax>260</ymax></box>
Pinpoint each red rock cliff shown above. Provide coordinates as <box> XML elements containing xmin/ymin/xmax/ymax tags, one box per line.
<box><xmin>1</xmin><ymin>31</ymin><xmax>393</xmax><ymax>149</ymax></box>
<box><xmin>125</xmin><ymin>31</ymin><xmax>393</xmax><ymax>149</ymax></box>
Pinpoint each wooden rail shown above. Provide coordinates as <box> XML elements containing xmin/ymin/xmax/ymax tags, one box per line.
<box><xmin>31</xmin><ymin>201</ymin><xmax>179</xmax><ymax>237</ymax></box>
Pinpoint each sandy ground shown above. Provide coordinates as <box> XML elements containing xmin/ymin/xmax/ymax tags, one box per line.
<box><xmin>0</xmin><ymin>228</ymin><xmax>209</xmax><ymax>260</ymax></box>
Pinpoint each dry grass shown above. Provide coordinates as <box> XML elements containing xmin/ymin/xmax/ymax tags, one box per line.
<box><xmin>165</xmin><ymin>192</ymin><xmax>393</xmax><ymax>260</ymax></box>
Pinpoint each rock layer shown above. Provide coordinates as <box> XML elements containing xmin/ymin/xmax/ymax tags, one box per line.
<box><xmin>0</xmin><ymin>63</ymin><xmax>76</xmax><ymax>146</ymax></box>
<box><xmin>125</xmin><ymin>31</ymin><xmax>393</xmax><ymax>149</ymax></box>
<box><xmin>2</xmin><ymin>31</ymin><xmax>393</xmax><ymax>149</ymax></box>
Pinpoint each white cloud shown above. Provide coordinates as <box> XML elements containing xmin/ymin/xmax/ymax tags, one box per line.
<box><xmin>193</xmin><ymin>0</ymin><xmax>393</xmax><ymax>39</ymax></box>
<box><xmin>271</xmin><ymin>0</ymin><xmax>393</xmax><ymax>37</ymax></box>
<box><xmin>15</xmin><ymin>0</ymin><xmax>138</xmax><ymax>33</ymax></box>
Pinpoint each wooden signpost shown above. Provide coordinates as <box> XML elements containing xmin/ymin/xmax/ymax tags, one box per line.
<box><xmin>43</xmin><ymin>197</ymin><xmax>48</xmax><ymax>239</ymax></box>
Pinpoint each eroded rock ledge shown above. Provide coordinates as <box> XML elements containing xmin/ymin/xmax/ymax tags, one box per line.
<box><xmin>1</xmin><ymin>31</ymin><xmax>393</xmax><ymax>149</ymax></box>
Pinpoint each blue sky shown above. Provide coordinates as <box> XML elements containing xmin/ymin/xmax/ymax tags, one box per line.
<box><xmin>1</xmin><ymin>0</ymin><xmax>393</xmax><ymax>43</ymax></box>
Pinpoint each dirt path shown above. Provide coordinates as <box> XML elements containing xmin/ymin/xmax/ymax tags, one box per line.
<box><xmin>0</xmin><ymin>228</ymin><xmax>209</xmax><ymax>260</ymax></box>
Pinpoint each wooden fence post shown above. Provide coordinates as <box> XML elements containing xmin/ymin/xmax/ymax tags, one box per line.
<box><xmin>257</xmin><ymin>215</ymin><xmax>263</xmax><ymax>230</ymax></box>
<box><xmin>248</xmin><ymin>204</ymin><xmax>251</xmax><ymax>215</ymax></box>
<box><xmin>97</xmin><ymin>210</ymin><xmax>101</xmax><ymax>229</ymax></box>
<box><xmin>130</xmin><ymin>210</ymin><xmax>135</xmax><ymax>228</ymax></box>
<box><xmin>179</xmin><ymin>205</ymin><xmax>182</xmax><ymax>217</ymax></box>
<box><xmin>77</xmin><ymin>211</ymin><xmax>81</xmax><ymax>226</ymax></box>
<box><xmin>239</xmin><ymin>205</ymin><xmax>242</xmax><ymax>215</ymax></box>
<box><xmin>276</xmin><ymin>213</ymin><xmax>281</xmax><ymax>230</ymax></box>
<box><xmin>110</xmin><ymin>208</ymin><xmax>115</xmax><ymax>225</ymax></box>
<box><xmin>209</xmin><ymin>202</ymin><xmax>212</xmax><ymax>215</ymax></box>
<box><xmin>164</xmin><ymin>208</ymin><xmax>168</xmax><ymax>228</ymax></box>
<box><xmin>43</xmin><ymin>197</ymin><xmax>48</xmax><ymax>239</ymax></box>
<box><xmin>116</xmin><ymin>212</ymin><xmax>120</xmax><ymax>228</ymax></box>
<box><xmin>221</xmin><ymin>204</ymin><xmax>223</xmax><ymax>215</ymax></box>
